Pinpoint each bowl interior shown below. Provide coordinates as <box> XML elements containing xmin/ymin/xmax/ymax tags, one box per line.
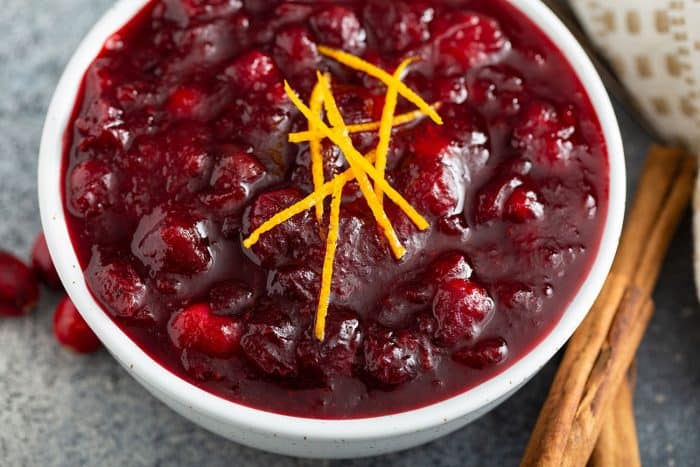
<box><xmin>38</xmin><ymin>0</ymin><xmax>625</xmax><ymax>440</ymax></box>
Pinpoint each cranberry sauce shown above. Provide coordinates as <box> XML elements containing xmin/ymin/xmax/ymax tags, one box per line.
<box><xmin>62</xmin><ymin>0</ymin><xmax>608</xmax><ymax>418</ymax></box>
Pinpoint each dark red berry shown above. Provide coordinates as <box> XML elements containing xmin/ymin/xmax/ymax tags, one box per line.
<box><xmin>240</xmin><ymin>305</ymin><xmax>299</xmax><ymax>377</ymax></box>
<box><xmin>31</xmin><ymin>233</ymin><xmax>62</xmax><ymax>290</ymax></box>
<box><xmin>168</xmin><ymin>303</ymin><xmax>243</xmax><ymax>357</ymax></box>
<box><xmin>363</xmin><ymin>1</ymin><xmax>434</xmax><ymax>53</ymax></box>
<box><xmin>429</xmin><ymin>252</ymin><xmax>473</xmax><ymax>284</ymax></box>
<box><xmin>53</xmin><ymin>296</ymin><xmax>102</xmax><ymax>354</ymax></box>
<box><xmin>68</xmin><ymin>160</ymin><xmax>118</xmax><ymax>218</ymax></box>
<box><xmin>364</xmin><ymin>328</ymin><xmax>422</xmax><ymax>385</ymax></box>
<box><xmin>0</xmin><ymin>251</ymin><xmax>39</xmax><ymax>317</ymax></box>
<box><xmin>453</xmin><ymin>337</ymin><xmax>508</xmax><ymax>369</ymax></box>
<box><xmin>432</xmin><ymin>278</ymin><xmax>494</xmax><ymax>345</ymax></box>
<box><xmin>209</xmin><ymin>281</ymin><xmax>254</xmax><ymax>316</ymax></box>
<box><xmin>224</xmin><ymin>49</ymin><xmax>280</xmax><ymax>93</ymax></box>
<box><xmin>310</xmin><ymin>6</ymin><xmax>367</xmax><ymax>55</ymax></box>
<box><xmin>87</xmin><ymin>253</ymin><xmax>150</xmax><ymax>323</ymax></box>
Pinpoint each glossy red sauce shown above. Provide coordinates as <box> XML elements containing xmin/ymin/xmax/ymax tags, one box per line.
<box><xmin>62</xmin><ymin>0</ymin><xmax>609</xmax><ymax>418</ymax></box>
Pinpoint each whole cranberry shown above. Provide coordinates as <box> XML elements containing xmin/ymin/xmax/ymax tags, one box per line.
<box><xmin>53</xmin><ymin>296</ymin><xmax>101</xmax><ymax>354</ymax></box>
<box><xmin>131</xmin><ymin>208</ymin><xmax>212</xmax><ymax>275</ymax></box>
<box><xmin>201</xmin><ymin>146</ymin><xmax>266</xmax><ymax>215</ymax></box>
<box><xmin>272</xmin><ymin>25</ymin><xmax>321</xmax><ymax>87</ymax></box>
<box><xmin>504</xmin><ymin>186</ymin><xmax>544</xmax><ymax>223</ymax></box>
<box><xmin>364</xmin><ymin>328</ymin><xmax>422</xmax><ymax>385</ymax></box>
<box><xmin>168</xmin><ymin>303</ymin><xmax>243</xmax><ymax>358</ymax></box>
<box><xmin>240</xmin><ymin>306</ymin><xmax>299</xmax><ymax>377</ymax></box>
<box><xmin>310</xmin><ymin>6</ymin><xmax>367</xmax><ymax>55</ymax></box>
<box><xmin>166</xmin><ymin>86</ymin><xmax>206</xmax><ymax>119</ymax></box>
<box><xmin>296</xmin><ymin>308</ymin><xmax>363</xmax><ymax>378</ymax></box>
<box><xmin>453</xmin><ymin>337</ymin><xmax>508</xmax><ymax>369</ymax></box>
<box><xmin>512</xmin><ymin>101</ymin><xmax>575</xmax><ymax>165</ymax></box>
<box><xmin>363</xmin><ymin>1</ymin><xmax>434</xmax><ymax>53</ymax></box>
<box><xmin>209</xmin><ymin>281</ymin><xmax>254</xmax><ymax>316</ymax></box>
<box><xmin>0</xmin><ymin>251</ymin><xmax>39</xmax><ymax>317</ymax></box>
<box><xmin>68</xmin><ymin>160</ymin><xmax>118</xmax><ymax>218</ymax></box>
<box><xmin>429</xmin><ymin>252</ymin><xmax>473</xmax><ymax>284</ymax></box>
<box><xmin>31</xmin><ymin>233</ymin><xmax>62</xmax><ymax>289</ymax></box>
<box><xmin>87</xmin><ymin>253</ymin><xmax>150</xmax><ymax>323</ymax></box>
<box><xmin>431</xmin><ymin>12</ymin><xmax>509</xmax><ymax>74</ymax></box>
<box><xmin>432</xmin><ymin>279</ymin><xmax>494</xmax><ymax>345</ymax></box>
<box><xmin>224</xmin><ymin>49</ymin><xmax>280</xmax><ymax>93</ymax></box>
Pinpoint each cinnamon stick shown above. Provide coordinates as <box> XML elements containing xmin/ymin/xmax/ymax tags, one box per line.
<box><xmin>521</xmin><ymin>145</ymin><xmax>696</xmax><ymax>466</ymax></box>
<box><xmin>589</xmin><ymin>367</ymin><xmax>641</xmax><ymax>467</ymax></box>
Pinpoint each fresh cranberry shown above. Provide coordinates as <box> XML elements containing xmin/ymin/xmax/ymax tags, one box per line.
<box><xmin>132</xmin><ymin>208</ymin><xmax>212</xmax><ymax>275</ymax></box>
<box><xmin>272</xmin><ymin>25</ymin><xmax>321</xmax><ymax>89</ymax></box>
<box><xmin>53</xmin><ymin>296</ymin><xmax>102</xmax><ymax>354</ymax></box>
<box><xmin>168</xmin><ymin>303</ymin><xmax>243</xmax><ymax>357</ymax></box>
<box><xmin>431</xmin><ymin>12</ymin><xmax>509</xmax><ymax>74</ymax></box>
<box><xmin>0</xmin><ymin>251</ymin><xmax>39</xmax><ymax>317</ymax></box>
<box><xmin>513</xmin><ymin>101</ymin><xmax>575</xmax><ymax>165</ymax></box>
<box><xmin>364</xmin><ymin>328</ymin><xmax>422</xmax><ymax>385</ymax></box>
<box><xmin>429</xmin><ymin>252</ymin><xmax>473</xmax><ymax>284</ymax></box>
<box><xmin>267</xmin><ymin>265</ymin><xmax>319</xmax><ymax>302</ymax></box>
<box><xmin>87</xmin><ymin>254</ymin><xmax>150</xmax><ymax>323</ymax></box>
<box><xmin>310</xmin><ymin>6</ymin><xmax>367</xmax><ymax>55</ymax></box>
<box><xmin>377</xmin><ymin>282</ymin><xmax>433</xmax><ymax>329</ymax></box>
<box><xmin>224</xmin><ymin>49</ymin><xmax>280</xmax><ymax>93</ymax></box>
<box><xmin>201</xmin><ymin>146</ymin><xmax>266</xmax><ymax>215</ymax></box>
<box><xmin>31</xmin><ymin>233</ymin><xmax>61</xmax><ymax>290</ymax></box>
<box><xmin>242</xmin><ymin>188</ymin><xmax>320</xmax><ymax>268</ymax></box>
<box><xmin>240</xmin><ymin>305</ymin><xmax>299</xmax><ymax>377</ymax></box>
<box><xmin>363</xmin><ymin>1</ymin><xmax>434</xmax><ymax>53</ymax></box>
<box><xmin>297</xmin><ymin>308</ymin><xmax>363</xmax><ymax>377</ymax></box>
<box><xmin>68</xmin><ymin>160</ymin><xmax>118</xmax><ymax>218</ymax></box>
<box><xmin>209</xmin><ymin>281</ymin><xmax>254</xmax><ymax>315</ymax></box>
<box><xmin>453</xmin><ymin>337</ymin><xmax>508</xmax><ymax>369</ymax></box>
<box><xmin>432</xmin><ymin>278</ymin><xmax>494</xmax><ymax>345</ymax></box>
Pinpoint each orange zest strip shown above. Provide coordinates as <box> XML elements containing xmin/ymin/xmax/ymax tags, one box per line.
<box><xmin>315</xmin><ymin>181</ymin><xmax>343</xmax><ymax>341</ymax></box>
<box><xmin>316</xmin><ymin>72</ymin><xmax>405</xmax><ymax>259</ymax></box>
<box><xmin>309</xmin><ymin>81</ymin><xmax>326</xmax><ymax>223</ymax></box>
<box><xmin>284</xmin><ymin>81</ymin><xmax>430</xmax><ymax>232</ymax></box>
<box><xmin>375</xmin><ymin>57</ymin><xmax>415</xmax><ymax>204</ymax></box>
<box><xmin>287</xmin><ymin>104</ymin><xmax>441</xmax><ymax>143</ymax></box>
<box><xmin>317</xmin><ymin>45</ymin><xmax>443</xmax><ymax>125</ymax></box>
<box><xmin>242</xmin><ymin>151</ymin><xmax>378</xmax><ymax>250</ymax></box>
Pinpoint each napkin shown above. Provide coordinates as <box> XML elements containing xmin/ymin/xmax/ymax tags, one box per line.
<box><xmin>568</xmin><ymin>0</ymin><xmax>700</xmax><ymax>300</ymax></box>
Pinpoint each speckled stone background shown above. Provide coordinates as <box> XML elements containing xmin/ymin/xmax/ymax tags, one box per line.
<box><xmin>0</xmin><ymin>1</ymin><xmax>698</xmax><ymax>466</ymax></box>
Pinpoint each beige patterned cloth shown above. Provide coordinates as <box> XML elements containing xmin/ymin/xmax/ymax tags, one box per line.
<box><xmin>569</xmin><ymin>0</ymin><xmax>700</xmax><ymax>300</ymax></box>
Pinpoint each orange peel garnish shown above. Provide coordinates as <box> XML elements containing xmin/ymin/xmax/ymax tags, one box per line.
<box><xmin>315</xmin><ymin>180</ymin><xmax>343</xmax><ymax>340</ymax></box>
<box><xmin>309</xmin><ymin>81</ymin><xmax>326</xmax><ymax>223</ymax></box>
<box><xmin>317</xmin><ymin>45</ymin><xmax>443</xmax><ymax>125</ymax></box>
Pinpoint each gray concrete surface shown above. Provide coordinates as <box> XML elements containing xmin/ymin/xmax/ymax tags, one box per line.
<box><xmin>0</xmin><ymin>1</ymin><xmax>698</xmax><ymax>465</ymax></box>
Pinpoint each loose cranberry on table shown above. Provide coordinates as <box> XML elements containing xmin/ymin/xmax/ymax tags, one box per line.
<box><xmin>60</xmin><ymin>0</ymin><xmax>608</xmax><ymax>417</ymax></box>
<box><xmin>31</xmin><ymin>233</ymin><xmax>62</xmax><ymax>290</ymax></box>
<box><xmin>0</xmin><ymin>251</ymin><xmax>39</xmax><ymax>317</ymax></box>
<box><xmin>53</xmin><ymin>296</ymin><xmax>102</xmax><ymax>354</ymax></box>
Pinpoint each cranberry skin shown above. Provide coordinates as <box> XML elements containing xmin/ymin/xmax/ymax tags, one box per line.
<box><xmin>363</xmin><ymin>1</ymin><xmax>434</xmax><ymax>53</ymax></box>
<box><xmin>431</xmin><ymin>12</ymin><xmax>509</xmax><ymax>74</ymax></box>
<box><xmin>242</xmin><ymin>189</ymin><xmax>320</xmax><ymax>268</ymax></box>
<box><xmin>475</xmin><ymin>174</ymin><xmax>541</xmax><ymax>224</ymax></box>
<box><xmin>168</xmin><ymin>303</ymin><xmax>243</xmax><ymax>358</ymax></box>
<box><xmin>240</xmin><ymin>306</ymin><xmax>299</xmax><ymax>377</ymax></box>
<box><xmin>209</xmin><ymin>281</ymin><xmax>254</xmax><ymax>316</ymax></box>
<box><xmin>68</xmin><ymin>160</ymin><xmax>118</xmax><ymax>218</ymax></box>
<box><xmin>224</xmin><ymin>50</ymin><xmax>280</xmax><ymax>93</ymax></box>
<box><xmin>429</xmin><ymin>252</ymin><xmax>473</xmax><ymax>284</ymax></box>
<box><xmin>0</xmin><ymin>252</ymin><xmax>39</xmax><ymax>317</ymax></box>
<box><xmin>512</xmin><ymin>102</ymin><xmax>575</xmax><ymax>165</ymax></box>
<box><xmin>504</xmin><ymin>186</ymin><xmax>544</xmax><ymax>223</ymax></box>
<box><xmin>453</xmin><ymin>337</ymin><xmax>508</xmax><ymax>369</ymax></box>
<box><xmin>162</xmin><ymin>124</ymin><xmax>215</xmax><ymax>195</ymax></box>
<box><xmin>53</xmin><ymin>296</ymin><xmax>102</xmax><ymax>354</ymax></box>
<box><xmin>31</xmin><ymin>233</ymin><xmax>62</xmax><ymax>290</ymax></box>
<box><xmin>87</xmin><ymin>255</ymin><xmax>149</xmax><ymax>323</ymax></box>
<box><xmin>432</xmin><ymin>279</ymin><xmax>494</xmax><ymax>346</ymax></box>
<box><xmin>201</xmin><ymin>146</ymin><xmax>266</xmax><ymax>215</ymax></box>
<box><xmin>310</xmin><ymin>6</ymin><xmax>367</xmax><ymax>55</ymax></box>
<box><xmin>272</xmin><ymin>25</ymin><xmax>321</xmax><ymax>87</ymax></box>
<box><xmin>297</xmin><ymin>308</ymin><xmax>363</xmax><ymax>377</ymax></box>
<box><xmin>131</xmin><ymin>208</ymin><xmax>212</xmax><ymax>275</ymax></box>
<box><xmin>267</xmin><ymin>265</ymin><xmax>319</xmax><ymax>302</ymax></box>
<box><xmin>495</xmin><ymin>283</ymin><xmax>543</xmax><ymax>314</ymax></box>
<box><xmin>364</xmin><ymin>328</ymin><xmax>422</xmax><ymax>385</ymax></box>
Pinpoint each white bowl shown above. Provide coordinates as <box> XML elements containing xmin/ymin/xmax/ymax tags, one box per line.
<box><xmin>38</xmin><ymin>0</ymin><xmax>625</xmax><ymax>459</ymax></box>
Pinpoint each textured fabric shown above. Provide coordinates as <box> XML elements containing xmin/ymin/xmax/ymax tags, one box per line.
<box><xmin>569</xmin><ymin>0</ymin><xmax>700</xmax><ymax>300</ymax></box>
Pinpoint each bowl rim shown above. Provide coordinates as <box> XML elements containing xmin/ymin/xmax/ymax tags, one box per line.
<box><xmin>38</xmin><ymin>0</ymin><xmax>626</xmax><ymax>441</ymax></box>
